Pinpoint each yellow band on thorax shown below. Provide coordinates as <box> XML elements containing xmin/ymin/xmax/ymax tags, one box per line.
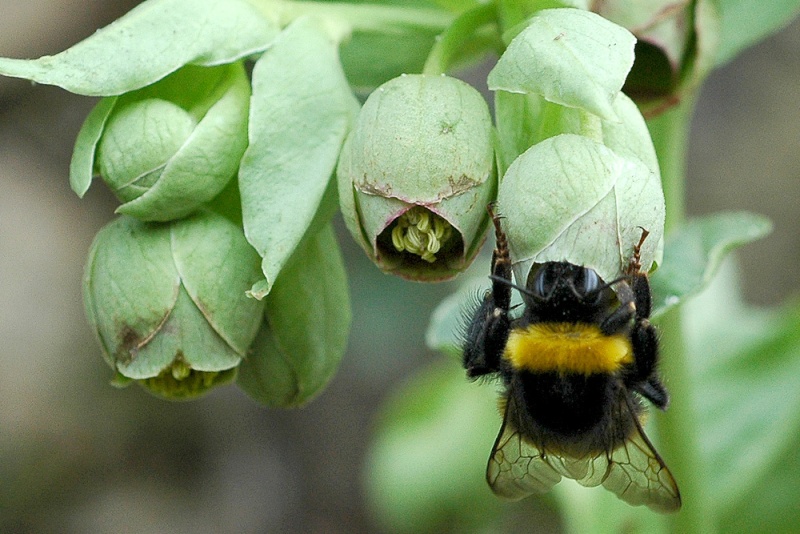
<box><xmin>504</xmin><ymin>323</ymin><xmax>632</xmax><ymax>375</ymax></box>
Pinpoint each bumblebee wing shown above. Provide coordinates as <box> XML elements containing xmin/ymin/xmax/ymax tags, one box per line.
<box><xmin>486</xmin><ymin>399</ymin><xmax>562</xmax><ymax>500</ymax></box>
<box><xmin>599</xmin><ymin>392</ymin><xmax>682</xmax><ymax>512</ymax></box>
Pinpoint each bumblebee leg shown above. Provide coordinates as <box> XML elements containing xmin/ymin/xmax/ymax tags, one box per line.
<box><xmin>629</xmin><ymin>319</ymin><xmax>669</xmax><ymax>409</ymax></box>
<box><xmin>462</xmin><ymin>205</ymin><xmax>512</xmax><ymax>378</ymax></box>
<box><xmin>626</xmin><ymin>274</ymin><xmax>668</xmax><ymax>408</ymax></box>
<box><xmin>463</xmin><ymin>292</ymin><xmax>510</xmax><ymax>377</ymax></box>
<box><xmin>630</xmin><ymin>271</ymin><xmax>653</xmax><ymax>321</ymax></box>
<box><xmin>487</xmin><ymin>203</ymin><xmax>512</xmax><ymax>311</ymax></box>
<box><xmin>599</xmin><ymin>281</ymin><xmax>636</xmax><ymax>336</ymax></box>
<box><xmin>623</xmin><ymin>229</ymin><xmax>669</xmax><ymax>408</ymax></box>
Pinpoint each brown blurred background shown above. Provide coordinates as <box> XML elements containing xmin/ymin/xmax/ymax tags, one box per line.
<box><xmin>0</xmin><ymin>1</ymin><xmax>797</xmax><ymax>532</ymax></box>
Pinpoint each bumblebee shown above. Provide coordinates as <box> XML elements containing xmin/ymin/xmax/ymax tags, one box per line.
<box><xmin>463</xmin><ymin>206</ymin><xmax>681</xmax><ymax>513</ymax></box>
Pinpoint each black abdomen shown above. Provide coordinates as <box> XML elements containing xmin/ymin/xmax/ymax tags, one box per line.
<box><xmin>507</xmin><ymin>371</ymin><xmax>637</xmax><ymax>456</ymax></box>
<box><xmin>524</xmin><ymin>372</ymin><xmax>610</xmax><ymax>434</ymax></box>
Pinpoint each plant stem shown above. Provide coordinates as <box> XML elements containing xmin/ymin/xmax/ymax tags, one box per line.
<box><xmin>422</xmin><ymin>2</ymin><xmax>498</xmax><ymax>75</ymax></box>
<box><xmin>648</xmin><ymin>98</ymin><xmax>716</xmax><ymax>533</ymax></box>
<box><xmin>247</xmin><ymin>0</ymin><xmax>453</xmax><ymax>40</ymax></box>
<box><xmin>650</xmin><ymin>99</ymin><xmax>692</xmax><ymax>235</ymax></box>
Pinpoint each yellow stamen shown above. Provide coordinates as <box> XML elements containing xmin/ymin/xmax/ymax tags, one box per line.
<box><xmin>390</xmin><ymin>206</ymin><xmax>453</xmax><ymax>263</ymax></box>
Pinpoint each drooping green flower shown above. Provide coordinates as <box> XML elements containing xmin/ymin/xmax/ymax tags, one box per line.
<box><xmin>83</xmin><ymin>211</ymin><xmax>264</xmax><ymax>399</ymax></box>
<box><xmin>337</xmin><ymin>74</ymin><xmax>495</xmax><ymax>281</ymax></box>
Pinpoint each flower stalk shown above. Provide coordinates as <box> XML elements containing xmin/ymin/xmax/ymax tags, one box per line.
<box><xmin>649</xmin><ymin>96</ymin><xmax>713</xmax><ymax>532</ymax></box>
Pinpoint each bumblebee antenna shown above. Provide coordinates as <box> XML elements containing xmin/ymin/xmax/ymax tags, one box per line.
<box><xmin>488</xmin><ymin>274</ymin><xmax>545</xmax><ymax>302</ymax></box>
<box><xmin>586</xmin><ymin>275</ymin><xmax>631</xmax><ymax>298</ymax></box>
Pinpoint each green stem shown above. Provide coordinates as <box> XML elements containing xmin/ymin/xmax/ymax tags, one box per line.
<box><xmin>422</xmin><ymin>2</ymin><xmax>498</xmax><ymax>75</ymax></box>
<box><xmin>648</xmin><ymin>98</ymin><xmax>716</xmax><ymax>533</ymax></box>
<box><xmin>247</xmin><ymin>0</ymin><xmax>454</xmax><ymax>42</ymax></box>
<box><xmin>649</xmin><ymin>98</ymin><xmax>693</xmax><ymax>234</ymax></box>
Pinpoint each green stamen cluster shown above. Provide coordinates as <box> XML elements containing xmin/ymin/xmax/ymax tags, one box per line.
<box><xmin>141</xmin><ymin>363</ymin><xmax>236</xmax><ymax>400</ymax></box>
<box><xmin>391</xmin><ymin>206</ymin><xmax>453</xmax><ymax>263</ymax></box>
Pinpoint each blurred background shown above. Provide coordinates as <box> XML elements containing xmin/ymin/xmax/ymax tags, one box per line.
<box><xmin>0</xmin><ymin>1</ymin><xmax>798</xmax><ymax>532</ymax></box>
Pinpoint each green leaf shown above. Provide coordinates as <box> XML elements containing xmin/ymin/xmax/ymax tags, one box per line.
<box><xmin>679</xmin><ymin>260</ymin><xmax>800</xmax><ymax>531</ymax></box>
<box><xmin>262</xmin><ymin>1</ymin><xmax>455</xmax><ymax>91</ymax></box>
<box><xmin>365</xmin><ymin>358</ymin><xmax>504</xmax><ymax>533</ymax></box>
<box><xmin>70</xmin><ymin>97</ymin><xmax>117</xmax><ymax>197</ymax></box>
<box><xmin>702</xmin><ymin>303</ymin><xmax>800</xmax><ymax>514</ymax></box>
<box><xmin>488</xmin><ymin>8</ymin><xmax>636</xmax><ymax>120</ymax></box>
<box><xmin>0</xmin><ymin>0</ymin><xmax>276</xmax><ymax>96</ymax></box>
<box><xmin>710</xmin><ymin>0</ymin><xmax>800</xmax><ymax>66</ymax></box>
<box><xmin>337</xmin><ymin>7</ymin><xmax>454</xmax><ymax>91</ymax></box>
<box><xmin>649</xmin><ymin>211</ymin><xmax>772</xmax><ymax>317</ymax></box>
<box><xmin>341</xmin><ymin>28</ymin><xmax>439</xmax><ymax>92</ymax></box>
<box><xmin>237</xmin><ymin>223</ymin><xmax>350</xmax><ymax>407</ymax></box>
<box><xmin>239</xmin><ymin>16</ymin><xmax>359</xmax><ymax>298</ymax></box>
<box><xmin>718</xmin><ymin>420</ymin><xmax>800</xmax><ymax>534</ymax></box>
<box><xmin>497</xmin><ymin>134</ymin><xmax>664</xmax><ymax>286</ymax></box>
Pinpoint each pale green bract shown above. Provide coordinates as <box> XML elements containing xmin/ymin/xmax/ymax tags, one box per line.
<box><xmin>71</xmin><ymin>63</ymin><xmax>251</xmax><ymax>220</ymax></box>
<box><xmin>83</xmin><ymin>212</ymin><xmax>265</xmax><ymax>399</ymax></box>
<box><xmin>337</xmin><ymin>73</ymin><xmax>495</xmax><ymax>281</ymax></box>
<box><xmin>239</xmin><ymin>16</ymin><xmax>360</xmax><ymax>299</ymax></box>
<box><xmin>649</xmin><ymin>211</ymin><xmax>773</xmax><ymax>318</ymax></box>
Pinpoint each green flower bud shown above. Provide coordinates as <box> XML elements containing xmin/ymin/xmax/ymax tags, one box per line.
<box><xmin>337</xmin><ymin>74</ymin><xmax>495</xmax><ymax>281</ymax></box>
<box><xmin>90</xmin><ymin>63</ymin><xmax>250</xmax><ymax>221</ymax></box>
<box><xmin>98</xmin><ymin>98</ymin><xmax>197</xmax><ymax>203</ymax></box>
<box><xmin>83</xmin><ymin>211</ymin><xmax>265</xmax><ymax>400</ymax></box>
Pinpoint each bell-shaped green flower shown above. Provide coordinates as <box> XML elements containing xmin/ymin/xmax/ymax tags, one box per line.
<box><xmin>83</xmin><ymin>211</ymin><xmax>265</xmax><ymax>400</ymax></box>
<box><xmin>79</xmin><ymin>62</ymin><xmax>249</xmax><ymax>222</ymax></box>
<box><xmin>337</xmin><ymin>74</ymin><xmax>495</xmax><ymax>281</ymax></box>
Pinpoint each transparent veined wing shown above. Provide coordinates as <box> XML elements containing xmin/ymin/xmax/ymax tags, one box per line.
<box><xmin>486</xmin><ymin>398</ymin><xmax>562</xmax><ymax>500</ymax></box>
<box><xmin>598</xmin><ymin>392</ymin><xmax>681</xmax><ymax>512</ymax></box>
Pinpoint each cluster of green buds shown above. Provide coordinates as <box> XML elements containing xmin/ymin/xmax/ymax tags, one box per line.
<box><xmin>84</xmin><ymin>212</ymin><xmax>264</xmax><ymax>399</ymax></box>
<box><xmin>77</xmin><ymin>61</ymin><xmax>265</xmax><ymax>399</ymax></box>
<box><xmin>0</xmin><ymin>1</ymin><xmax>361</xmax><ymax>402</ymax></box>
<box><xmin>0</xmin><ymin>0</ymin><xmax>712</xmax><ymax>403</ymax></box>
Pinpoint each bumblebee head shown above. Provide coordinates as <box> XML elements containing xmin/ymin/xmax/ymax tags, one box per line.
<box><xmin>529</xmin><ymin>262</ymin><xmax>602</xmax><ymax>301</ymax></box>
<box><xmin>488</xmin><ymin>262</ymin><xmax>625</xmax><ymax>324</ymax></box>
